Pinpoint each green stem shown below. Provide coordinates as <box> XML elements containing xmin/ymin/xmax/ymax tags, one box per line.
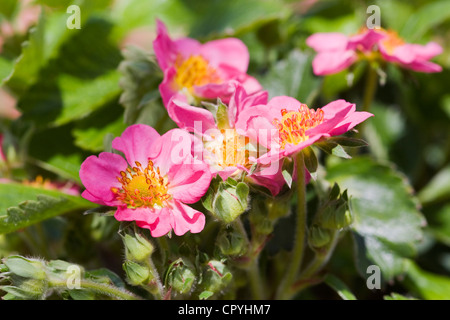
<box><xmin>145</xmin><ymin>256</ymin><xmax>165</xmax><ymax>300</ymax></box>
<box><xmin>289</xmin><ymin>231</ymin><xmax>340</xmax><ymax>296</ymax></box>
<box><xmin>276</xmin><ymin>151</ymin><xmax>307</xmax><ymax>299</ymax></box>
<box><xmin>233</xmin><ymin>218</ymin><xmax>265</xmax><ymax>300</ymax></box>
<box><xmin>50</xmin><ymin>279</ymin><xmax>142</xmax><ymax>300</ymax></box>
<box><xmin>362</xmin><ymin>65</ymin><xmax>378</xmax><ymax>113</ymax></box>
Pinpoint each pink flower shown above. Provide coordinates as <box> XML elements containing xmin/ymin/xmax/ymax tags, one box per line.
<box><xmin>79</xmin><ymin>124</ymin><xmax>212</xmax><ymax>237</ymax></box>
<box><xmin>306</xmin><ymin>28</ymin><xmax>384</xmax><ymax>75</ymax></box>
<box><xmin>377</xmin><ymin>29</ymin><xmax>442</xmax><ymax>73</ymax></box>
<box><xmin>236</xmin><ymin>96</ymin><xmax>373</xmax><ymax>162</ymax></box>
<box><xmin>306</xmin><ymin>28</ymin><xmax>442</xmax><ymax>75</ymax></box>
<box><xmin>167</xmin><ymin>84</ymin><xmax>287</xmax><ymax>196</ymax></box>
<box><xmin>153</xmin><ymin>20</ymin><xmax>262</xmax><ymax>107</ymax></box>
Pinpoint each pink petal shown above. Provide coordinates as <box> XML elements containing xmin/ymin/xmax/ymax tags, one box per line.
<box><xmin>79</xmin><ymin>152</ymin><xmax>127</xmax><ymax>205</ymax></box>
<box><xmin>136</xmin><ymin>207</ymin><xmax>173</xmax><ymax>237</ymax></box>
<box><xmin>112</xmin><ymin>124</ymin><xmax>160</xmax><ymax>166</ymax></box>
<box><xmin>312</xmin><ymin>50</ymin><xmax>357</xmax><ymax>75</ymax></box>
<box><xmin>173</xmin><ymin>37</ymin><xmax>202</xmax><ymax>59</ymax></box>
<box><xmin>306</xmin><ymin>32</ymin><xmax>349</xmax><ymax>52</ymax></box>
<box><xmin>159</xmin><ymin>67</ymin><xmax>178</xmax><ymax>107</ymax></box>
<box><xmin>167</xmin><ymin>160</ymin><xmax>212</xmax><ymax>204</ymax></box>
<box><xmin>167</xmin><ymin>94</ymin><xmax>217</xmax><ymax>134</ymax></box>
<box><xmin>199</xmin><ymin>38</ymin><xmax>249</xmax><ymax>73</ymax></box>
<box><xmin>150</xmin><ymin>129</ymin><xmax>196</xmax><ymax>175</ymax></box>
<box><xmin>193</xmin><ymin>81</ymin><xmax>236</xmax><ymax>103</ymax></box>
<box><xmin>153</xmin><ymin>19</ymin><xmax>178</xmax><ymax>70</ymax></box>
<box><xmin>170</xmin><ymin>201</ymin><xmax>206</xmax><ymax>235</ymax></box>
<box><xmin>348</xmin><ymin>29</ymin><xmax>385</xmax><ymax>51</ymax></box>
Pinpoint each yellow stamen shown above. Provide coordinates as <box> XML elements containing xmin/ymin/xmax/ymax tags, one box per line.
<box><xmin>174</xmin><ymin>55</ymin><xmax>222</xmax><ymax>92</ymax></box>
<box><xmin>112</xmin><ymin>160</ymin><xmax>171</xmax><ymax>209</ymax></box>
<box><xmin>272</xmin><ymin>104</ymin><xmax>324</xmax><ymax>149</ymax></box>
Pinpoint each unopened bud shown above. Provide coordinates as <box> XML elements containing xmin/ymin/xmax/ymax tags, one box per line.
<box><xmin>2</xmin><ymin>256</ymin><xmax>46</xmax><ymax>280</ymax></box>
<box><xmin>204</xmin><ymin>177</ymin><xmax>249</xmax><ymax>224</ymax></box>
<box><xmin>308</xmin><ymin>225</ymin><xmax>331</xmax><ymax>249</ymax></box>
<box><xmin>166</xmin><ymin>259</ymin><xmax>196</xmax><ymax>295</ymax></box>
<box><xmin>122</xmin><ymin>233</ymin><xmax>154</xmax><ymax>262</ymax></box>
<box><xmin>216</xmin><ymin>230</ymin><xmax>247</xmax><ymax>257</ymax></box>
<box><xmin>122</xmin><ymin>260</ymin><xmax>150</xmax><ymax>286</ymax></box>
<box><xmin>199</xmin><ymin>260</ymin><xmax>232</xmax><ymax>294</ymax></box>
<box><xmin>320</xmin><ymin>202</ymin><xmax>353</xmax><ymax>230</ymax></box>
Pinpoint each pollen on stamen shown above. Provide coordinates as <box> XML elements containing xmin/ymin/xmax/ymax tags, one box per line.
<box><xmin>274</xmin><ymin>104</ymin><xmax>325</xmax><ymax>149</ymax></box>
<box><xmin>112</xmin><ymin>160</ymin><xmax>171</xmax><ymax>209</ymax></box>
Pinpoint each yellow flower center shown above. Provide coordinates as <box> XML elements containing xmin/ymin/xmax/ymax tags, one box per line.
<box><xmin>272</xmin><ymin>104</ymin><xmax>324</xmax><ymax>150</ymax></box>
<box><xmin>379</xmin><ymin>29</ymin><xmax>405</xmax><ymax>54</ymax></box>
<box><xmin>112</xmin><ymin>160</ymin><xmax>171</xmax><ymax>209</ymax></box>
<box><xmin>174</xmin><ymin>55</ymin><xmax>222</xmax><ymax>92</ymax></box>
<box><xmin>203</xmin><ymin>129</ymin><xmax>252</xmax><ymax>170</ymax></box>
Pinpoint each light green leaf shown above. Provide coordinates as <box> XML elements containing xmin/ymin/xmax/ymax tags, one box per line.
<box><xmin>417</xmin><ymin>165</ymin><xmax>450</xmax><ymax>206</ymax></box>
<box><xmin>324</xmin><ymin>274</ymin><xmax>357</xmax><ymax>300</ymax></box>
<box><xmin>404</xmin><ymin>260</ymin><xmax>450</xmax><ymax>300</ymax></box>
<box><xmin>400</xmin><ymin>0</ymin><xmax>450</xmax><ymax>41</ymax></box>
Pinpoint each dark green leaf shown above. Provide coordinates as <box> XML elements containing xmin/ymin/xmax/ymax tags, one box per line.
<box><xmin>326</xmin><ymin>157</ymin><xmax>426</xmax><ymax>282</ymax></box>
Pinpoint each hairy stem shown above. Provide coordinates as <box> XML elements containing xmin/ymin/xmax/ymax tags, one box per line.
<box><xmin>276</xmin><ymin>151</ymin><xmax>307</xmax><ymax>299</ymax></box>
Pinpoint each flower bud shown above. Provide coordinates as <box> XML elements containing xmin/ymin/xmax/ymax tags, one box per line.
<box><xmin>308</xmin><ymin>225</ymin><xmax>331</xmax><ymax>249</ymax></box>
<box><xmin>122</xmin><ymin>232</ymin><xmax>154</xmax><ymax>262</ymax></box>
<box><xmin>216</xmin><ymin>229</ymin><xmax>247</xmax><ymax>257</ymax></box>
<box><xmin>198</xmin><ymin>260</ymin><xmax>232</xmax><ymax>295</ymax></box>
<box><xmin>122</xmin><ymin>260</ymin><xmax>150</xmax><ymax>286</ymax></box>
<box><xmin>2</xmin><ymin>256</ymin><xmax>46</xmax><ymax>280</ymax></box>
<box><xmin>203</xmin><ymin>177</ymin><xmax>249</xmax><ymax>224</ymax></box>
<box><xmin>165</xmin><ymin>259</ymin><xmax>196</xmax><ymax>295</ymax></box>
<box><xmin>320</xmin><ymin>202</ymin><xmax>353</xmax><ymax>230</ymax></box>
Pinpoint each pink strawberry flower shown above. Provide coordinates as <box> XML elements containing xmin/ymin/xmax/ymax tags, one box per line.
<box><xmin>167</xmin><ymin>84</ymin><xmax>287</xmax><ymax>196</ymax></box>
<box><xmin>79</xmin><ymin>124</ymin><xmax>212</xmax><ymax>237</ymax></box>
<box><xmin>236</xmin><ymin>96</ymin><xmax>373</xmax><ymax>162</ymax></box>
<box><xmin>153</xmin><ymin>19</ymin><xmax>262</xmax><ymax>107</ymax></box>
<box><xmin>306</xmin><ymin>28</ymin><xmax>384</xmax><ymax>75</ymax></box>
<box><xmin>377</xmin><ymin>29</ymin><xmax>442</xmax><ymax>73</ymax></box>
<box><xmin>307</xmin><ymin>28</ymin><xmax>442</xmax><ymax>75</ymax></box>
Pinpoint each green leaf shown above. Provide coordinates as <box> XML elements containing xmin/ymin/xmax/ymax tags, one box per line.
<box><xmin>282</xmin><ymin>169</ymin><xmax>293</xmax><ymax>189</ymax></box>
<box><xmin>417</xmin><ymin>165</ymin><xmax>450</xmax><ymax>206</ymax></box>
<box><xmin>404</xmin><ymin>260</ymin><xmax>450</xmax><ymax>300</ymax></box>
<box><xmin>324</xmin><ymin>274</ymin><xmax>357</xmax><ymax>300</ymax></box>
<box><xmin>400</xmin><ymin>0</ymin><xmax>450</xmax><ymax>41</ymax></box>
<box><xmin>302</xmin><ymin>147</ymin><xmax>318</xmax><ymax>174</ymax></box>
<box><xmin>383</xmin><ymin>292</ymin><xmax>417</xmax><ymax>300</ymax></box>
<box><xmin>259</xmin><ymin>49</ymin><xmax>320</xmax><ymax>105</ymax></box>
<box><xmin>326</xmin><ymin>157</ymin><xmax>426</xmax><ymax>282</ymax></box>
<box><xmin>316</xmin><ymin>140</ymin><xmax>351</xmax><ymax>159</ymax></box>
<box><xmin>216</xmin><ymin>99</ymin><xmax>229</xmax><ymax>129</ymax></box>
<box><xmin>0</xmin><ymin>183</ymin><xmax>96</xmax><ymax>234</ymax></box>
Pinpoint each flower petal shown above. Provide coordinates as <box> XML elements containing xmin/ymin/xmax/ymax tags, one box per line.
<box><xmin>167</xmin><ymin>94</ymin><xmax>217</xmax><ymax>134</ymax></box>
<box><xmin>170</xmin><ymin>201</ymin><xmax>206</xmax><ymax>236</ymax></box>
<box><xmin>306</xmin><ymin>32</ymin><xmax>349</xmax><ymax>52</ymax></box>
<box><xmin>79</xmin><ymin>152</ymin><xmax>127</xmax><ymax>205</ymax></box>
<box><xmin>311</xmin><ymin>50</ymin><xmax>357</xmax><ymax>75</ymax></box>
<box><xmin>112</xmin><ymin>124</ymin><xmax>160</xmax><ymax>166</ymax></box>
<box><xmin>199</xmin><ymin>38</ymin><xmax>249</xmax><ymax>73</ymax></box>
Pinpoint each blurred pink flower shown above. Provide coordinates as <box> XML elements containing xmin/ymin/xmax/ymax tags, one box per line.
<box><xmin>153</xmin><ymin>20</ymin><xmax>262</xmax><ymax>107</ymax></box>
<box><xmin>236</xmin><ymin>96</ymin><xmax>373</xmax><ymax>162</ymax></box>
<box><xmin>377</xmin><ymin>29</ymin><xmax>442</xmax><ymax>73</ymax></box>
<box><xmin>0</xmin><ymin>89</ymin><xmax>21</xmax><ymax>120</ymax></box>
<box><xmin>168</xmin><ymin>84</ymin><xmax>287</xmax><ymax>196</ymax></box>
<box><xmin>306</xmin><ymin>28</ymin><xmax>442</xmax><ymax>75</ymax></box>
<box><xmin>79</xmin><ymin>124</ymin><xmax>211</xmax><ymax>237</ymax></box>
